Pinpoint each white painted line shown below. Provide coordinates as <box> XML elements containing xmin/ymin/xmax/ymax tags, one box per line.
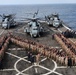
<box><xmin>17</xmin><ymin>65</ymin><xmax>34</xmax><ymax>75</ymax></box>
<box><xmin>39</xmin><ymin>65</ymin><xmax>51</xmax><ymax>72</ymax></box>
<box><xmin>51</xmin><ymin>46</ymin><xmax>61</xmax><ymax>49</ymax></box>
<box><xmin>69</xmin><ymin>39</ymin><xmax>75</xmax><ymax>44</ymax></box>
<box><xmin>58</xmin><ymin>29</ymin><xmax>62</xmax><ymax>33</ymax></box>
<box><xmin>8</xmin><ymin>48</ymin><xmax>25</xmax><ymax>50</ymax></box>
<box><xmin>0</xmin><ymin>69</ymin><xmax>15</xmax><ymax>71</ymax></box>
<box><xmin>6</xmin><ymin>52</ymin><xmax>31</xmax><ymax>63</ymax></box>
<box><xmin>40</xmin><ymin>58</ymin><xmax>47</xmax><ymax>63</ymax></box>
<box><xmin>63</xmin><ymin>24</ymin><xmax>72</xmax><ymax>31</ymax></box>
<box><xmin>14</xmin><ymin>58</ymin><xmax>28</xmax><ymax>75</ymax></box>
<box><xmin>40</xmin><ymin>56</ymin><xmax>46</xmax><ymax>58</ymax></box>
<box><xmin>34</xmin><ymin>63</ymin><xmax>38</xmax><ymax>66</ymax></box>
<box><xmin>52</xmin><ymin>60</ymin><xmax>57</xmax><ymax>71</ymax></box>
<box><xmin>59</xmin><ymin>48</ymin><xmax>63</xmax><ymax>50</ymax></box>
<box><xmin>14</xmin><ymin>31</ymin><xmax>25</xmax><ymax>35</ymax></box>
<box><xmin>5</xmin><ymin>52</ymin><xmax>64</xmax><ymax>75</ymax></box>
<box><xmin>35</xmin><ymin>68</ymin><xmax>38</xmax><ymax>73</ymax></box>
<box><xmin>42</xmin><ymin>60</ymin><xmax>62</xmax><ymax>75</ymax></box>
<box><xmin>16</xmin><ymin>72</ymin><xmax>28</xmax><ymax>75</ymax></box>
<box><xmin>57</xmin><ymin>66</ymin><xmax>67</xmax><ymax>69</ymax></box>
<box><xmin>21</xmin><ymin>65</ymin><xmax>34</xmax><ymax>72</ymax></box>
<box><xmin>54</xmin><ymin>71</ymin><xmax>63</xmax><ymax>75</ymax></box>
<box><xmin>6</xmin><ymin>52</ymin><xmax>21</xmax><ymax>59</ymax></box>
<box><xmin>21</xmin><ymin>58</ymin><xmax>31</xmax><ymax>63</ymax></box>
<box><xmin>14</xmin><ymin>56</ymin><xmax>29</xmax><ymax>75</ymax></box>
<box><xmin>55</xmin><ymin>46</ymin><xmax>61</xmax><ymax>48</ymax></box>
<box><xmin>23</xmin><ymin>56</ymin><xmax>28</xmax><ymax>59</ymax></box>
<box><xmin>15</xmin><ymin>56</ymin><xmax>50</xmax><ymax>75</ymax></box>
<box><xmin>50</xmin><ymin>28</ymin><xmax>56</xmax><ymax>32</ymax></box>
<box><xmin>14</xmin><ymin>58</ymin><xmax>24</xmax><ymax>75</ymax></box>
<box><xmin>0</xmin><ymin>30</ymin><xmax>4</xmax><ymax>35</ymax></box>
<box><xmin>34</xmin><ymin>63</ymin><xmax>38</xmax><ymax>73</ymax></box>
<box><xmin>5</xmin><ymin>52</ymin><xmax>30</xmax><ymax>75</ymax></box>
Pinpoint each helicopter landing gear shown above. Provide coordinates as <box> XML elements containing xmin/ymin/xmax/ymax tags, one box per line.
<box><xmin>38</xmin><ymin>34</ymin><xmax>40</xmax><ymax>37</ymax></box>
<box><xmin>30</xmin><ymin>34</ymin><xmax>33</xmax><ymax>38</ymax></box>
<box><xmin>7</xmin><ymin>25</ymin><xmax>10</xmax><ymax>29</ymax></box>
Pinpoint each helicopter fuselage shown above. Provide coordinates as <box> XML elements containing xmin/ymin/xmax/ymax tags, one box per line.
<box><xmin>46</xmin><ymin>14</ymin><xmax>62</xmax><ymax>28</ymax></box>
<box><xmin>24</xmin><ymin>21</ymin><xmax>43</xmax><ymax>37</ymax></box>
<box><xmin>0</xmin><ymin>14</ymin><xmax>16</xmax><ymax>29</ymax></box>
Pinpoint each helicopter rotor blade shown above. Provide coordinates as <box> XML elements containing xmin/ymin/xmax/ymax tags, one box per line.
<box><xmin>0</xmin><ymin>15</ymin><xmax>3</xmax><ymax>18</ymax></box>
<box><xmin>15</xmin><ymin>19</ymin><xmax>30</xmax><ymax>23</ymax></box>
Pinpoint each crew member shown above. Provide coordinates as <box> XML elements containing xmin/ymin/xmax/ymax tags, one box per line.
<box><xmin>36</xmin><ymin>53</ymin><xmax>40</xmax><ymax>65</ymax></box>
<box><xmin>68</xmin><ymin>57</ymin><xmax>72</xmax><ymax>68</ymax></box>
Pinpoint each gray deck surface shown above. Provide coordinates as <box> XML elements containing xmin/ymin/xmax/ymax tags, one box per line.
<box><xmin>0</xmin><ymin>23</ymin><xmax>76</xmax><ymax>75</ymax></box>
<box><xmin>0</xmin><ymin>45</ymin><xmax>76</xmax><ymax>75</ymax></box>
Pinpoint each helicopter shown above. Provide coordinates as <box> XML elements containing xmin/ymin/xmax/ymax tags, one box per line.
<box><xmin>23</xmin><ymin>10</ymin><xmax>44</xmax><ymax>37</ymax></box>
<box><xmin>0</xmin><ymin>14</ymin><xmax>16</xmax><ymax>29</ymax></box>
<box><xmin>45</xmin><ymin>13</ymin><xmax>62</xmax><ymax>28</ymax></box>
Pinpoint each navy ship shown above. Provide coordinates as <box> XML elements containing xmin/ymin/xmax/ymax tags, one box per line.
<box><xmin>0</xmin><ymin>13</ymin><xmax>76</xmax><ymax>75</ymax></box>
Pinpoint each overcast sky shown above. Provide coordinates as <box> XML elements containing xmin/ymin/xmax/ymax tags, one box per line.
<box><xmin>0</xmin><ymin>0</ymin><xmax>76</xmax><ymax>5</ymax></box>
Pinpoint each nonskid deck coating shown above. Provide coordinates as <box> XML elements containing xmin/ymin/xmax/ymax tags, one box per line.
<box><xmin>0</xmin><ymin>44</ymin><xmax>76</xmax><ymax>75</ymax></box>
<box><xmin>0</xmin><ymin>23</ymin><xmax>76</xmax><ymax>75</ymax></box>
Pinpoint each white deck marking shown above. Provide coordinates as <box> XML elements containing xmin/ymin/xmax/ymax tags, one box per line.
<box><xmin>39</xmin><ymin>65</ymin><xmax>51</xmax><ymax>71</ymax></box>
<box><xmin>40</xmin><ymin>58</ymin><xmax>47</xmax><ymax>63</ymax></box>
<box><xmin>14</xmin><ymin>56</ymin><xmax>30</xmax><ymax>75</ymax></box>
<box><xmin>69</xmin><ymin>38</ymin><xmax>76</xmax><ymax>44</ymax></box>
<box><xmin>55</xmin><ymin>46</ymin><xmax>60</xmax><ymax>48</ymax></box>
<box><xmin>42</xmin><ymin>60</ymin><xmax>63</xmax><ymax>75</ymax></box>
<box><xmin>8</xmin><ymin>48</ymin><xmax>25</xmax><ymax>50</ymax></box>
<box><xmin>63</xmin><ymin>24</ymin><xmax>72</xmax><ymax>31</ymax></box>
<box><xmin>21</xmin><ymin>65</ymin><xmax>33</xmax><ymax>72</ymax></box>
<box><xmin>54</xmin><ymin>71</ymin><xmax>63</xmax><ymax>75</ymax></box>
<box><xmin>14</xmin><ymin>58</ymin><xmax>24</xmax><ymax>75</ymax></box>
<box><xmin>6</xmin><ymin>52</ymin><xmax>31</xmax><ymax>63</ymax></box>
<box><xmin>0</xmin><ymin>69</ymin><xmax>15</xmax><ymax>71</ymax></box>
<box><xmin>34</xmin><ymin>63</ymin><xmax>38</xmax><ymax>73</ymax></box>
<box><xmin>51</xmin><ymin>46</ymin><xmax>61</xmax><ymax>48</ymax></box>
<box><xmin>14</xmin><ymin>31</ymin><xmax>25</xmax><ymax>35</ymax></box>
<box><xmin>35</xmin><ymin>68</ymin><xmax>38</xmax><ymax>73</ymax></box>
<box><xmin>57</xmin><ymin>66</ymin><xmax>67</xmax><ymax>69</ymax></box>
<box><xmin>21</xmin><ymin>58</ymin><xmax>31</xmax><ymax>63</ymax></box>
<box><xmin>6</xmin><ymin>51</ymin><xmax>66</xmax><ymax>75</ymax></box>
<box><xmin>0</xmin><ymin>30</ymin><xmax>4</xmax><ymax>35</ymax></box>
<box><xmin>16</xmin><ymin>65</ymin><xmax>33</xmax><ymax>75</ymax></box>
<box><xmin>50</xmin><ymin>28</ymin><xmax>57</xmax><ymax>32</ymax></box>
<box><xmin>6</xmin><ymin>52</ymin><xmax>21</xmax><ymax>59</ymax></box>
<box><xmin>58</xmin><ymin>29</ymin><xmax>62</xmax><ymax>33</ymax></box>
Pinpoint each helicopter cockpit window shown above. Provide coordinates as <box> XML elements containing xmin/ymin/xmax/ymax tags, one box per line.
<box><xmin>32</xmin><ymin>19</ymin><xmax>36</xmax><ymax>22</ymax></box>
<box><xmin>7</xmin><ymin>18</ymin><xmax>9</xmax><ymax>21</ymax></box>
<box><xmin>54</xmin><ymin>15</ymin><xmax>57</xmax><ymax>17</ymax></box>
<box><xmin>29</xmin><ymin>24</ymin><xmax>32</xmax><ymax>27</ymax></box>
<box><xmin>33</xmin><ymin>28</ymin><xmax>38</xmax><ymax>30</ymax></box>
<box><xmin>2</xmin><ymin>19</ymin><xmax>4</xmax><ymax>22</ymax></box>
<box><xmin>36</xmin><ymin>24</ymin><xmax>39</xmax><ymax>27</ymax></box>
